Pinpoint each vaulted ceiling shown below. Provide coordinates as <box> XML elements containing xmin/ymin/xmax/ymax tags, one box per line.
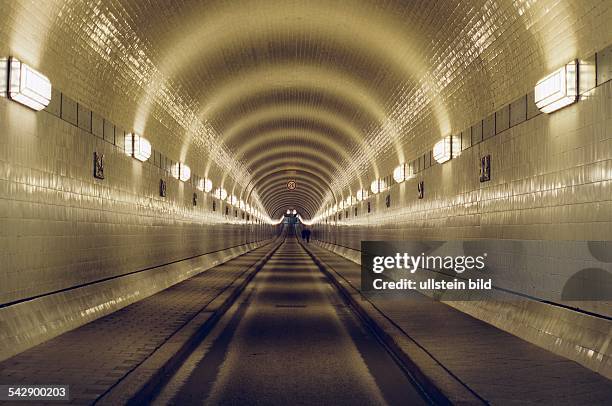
<box><xmin>1</xmin><ymin>0</ymin><xmax>609</xmax><ymax>219</ymax></box>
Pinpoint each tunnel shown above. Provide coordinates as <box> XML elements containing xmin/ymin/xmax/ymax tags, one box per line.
<box><xmin>0</xmin><ymin>0</ymin><xmax>611</xmax><ymax>404</ymax></box>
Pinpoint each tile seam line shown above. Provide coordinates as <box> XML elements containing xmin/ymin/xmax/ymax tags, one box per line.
<box><xmin>313</xmin><ymin>240</ymin><xmax>612</xmax><ymax>321</ymax></box>
<box><xmin>92</xmin><ymin>237</ymin><xmax>283</xmax><ymax>405</ymax></box>
<box><xmin>0</xmin><ymin>239</ymin><xmax>271</xmax><ymax>309</ymax></box>
<box><xmin>301</xmin><ymin>241</ymin><xmax>488</xmax><ymax>405</ymax></box>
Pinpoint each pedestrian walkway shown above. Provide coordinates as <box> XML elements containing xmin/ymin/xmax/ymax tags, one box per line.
<box><xmin>0</xmin><ymin>244</ymin><xmax>274</xmax><ymax>405</ymax></box>
<box><xmin>307</xmin><ymin>242</ymin><xmax>612</xmax><ymax>405</ymax></box>
<box><xmin>153</xmin><ymin>239</ymin><xmax>427</xmax><ymax>405</ymax></box>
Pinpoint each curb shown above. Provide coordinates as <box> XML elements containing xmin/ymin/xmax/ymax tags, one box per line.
<box><xmin>96</xmin><ymin>239</ymin><xmax>283</xmax><ymax>405</ymax></box>
<box><xmin>299</xmin><ymin>241</ymin><xmax>487</xmax><ymax>406</ymax></box>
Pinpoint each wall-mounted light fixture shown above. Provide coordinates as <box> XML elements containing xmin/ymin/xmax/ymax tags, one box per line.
<box><xmin>535</xmin><ymin>60</ymin><xmax>578</xmax><ymax>113</ymax></box>
<box><xmin>393</xmin><ymin>164</ymin><xmax>406</xmax><ymax>183</ymax></box>
<box><xmin>124</xmin><ymin>133</ymin><xmax>152</xmax><ymax>162</ymax></box>
<box><xmin>214</xmin><ymin>187</ymin><xmax>227</xmax><ymax>200</ymax></box>
<box><xmin>3</xmin><ymin>57</ymin><xmax>52</xmax><ymax>111</ymax></box>
<box><xmin>227</xmin><ymin>195</ymin><xmax>237</xmax><ymax>205</ymax></box>
<box><xmin>197</xmin><ymin>178</ymin><xmax>213</xmax><ymax>193</ymax></box>
<box><xmin>370</xmin><ymin>179</ymin><xmax>386</xmax><ymax>194</ymax></box>
<box><xmin>356</xmin><ymin>189</ymin><xmax>368</xmax><ymax>201</ymax></box>
<box><xmin>171</xmin><ymin>162</ymin><xmax>191</xmax><ymax>182</ymax></box>
<box><xmin>433</xmin><ymin>136</ymin><xmax>453</xmax><ymax>164</ymax></box>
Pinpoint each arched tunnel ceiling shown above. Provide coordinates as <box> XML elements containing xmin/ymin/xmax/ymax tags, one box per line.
<box><xmin>1</xmin><ymin>0</ymin><xmax>609</xmax><ymax>219</ymax></box>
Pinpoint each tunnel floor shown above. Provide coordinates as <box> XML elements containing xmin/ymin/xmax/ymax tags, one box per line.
<box><xmin>152</xmin><ymin>239</ymin><xmax>427</xmax><ymax>405</ymax></box>
<box><xmin>1</xmin><ymin>237</ymin><xmax>610</xmax><ymax>405</ymax></box>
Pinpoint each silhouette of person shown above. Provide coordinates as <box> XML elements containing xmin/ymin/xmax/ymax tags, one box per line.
<box><xmin>301</xmin><ymin>229</ymin><xmax>306</xmax><ymax>240</ymax></box>
<box><xmin>304</xmin><ymin>228</ymin><xmax>311</xmax><ymax>243</ymax></box>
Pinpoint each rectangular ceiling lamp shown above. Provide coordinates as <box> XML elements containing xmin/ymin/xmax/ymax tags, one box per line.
<box><xmin>6</xmin><ymin>57</ymin><xmax>52</xmax><ymax>111</ymax></box>
<box><xmin>433</xmin><ymin>136</ymin><xmax>452</xmax><ymax>164</ymax></box>
<box><xmin>125</xmin><ymin>133</ymin><xmax>152</xmax><ymax>162</ymax></box>
<box><xmin>534</xmin><ymin>60</ymin><xmax>578</xmax><ymax>113</ymax></box>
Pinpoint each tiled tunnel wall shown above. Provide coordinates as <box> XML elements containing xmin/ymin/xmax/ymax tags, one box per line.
<box><xmin>0</xmin><ymin>99</ymin><xmax>278</xmax><ymax>361</ymax></box>
<box><xmin>312</xmin><ymin>75</ymin><xmax>612</xmax><ymax>376</ymax></box>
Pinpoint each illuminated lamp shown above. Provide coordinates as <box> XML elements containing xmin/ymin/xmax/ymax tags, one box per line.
<box><xmin>197</xmin><ymin>178</ymin><xmax>213</xmax><ymax>192</ymax></box>
<box><xmin>171</xmin><ymin>163</ymin><xmax>191</xmax><ymax>181</ymax></box>
<box><xmin>124</xmin><ymin>133</ymin><xmax>152</xmax><ymax>162</ymax></box>
<box><xmin>214</xmin><ymin>188</ymin><xmax>227</xmax><ymax>200</ymax></box>
<box><xmin>370</xmin><ymin>179</ymin><xmax>386</xmax><ymax>194</ymax></box>
<box><xmin>433</xmin><ymin>136</ymin><xmax>452</xmax><ymax>164</ymax></box>
<box><xmin>356</xmin><ymin>189</ymin><xmax>368</xmax><ymax>201</ymax></box>
<box><xmin>292</xmin><ymin>209</ymin><xmax>297</xmax><ymax>215</ymax></box>
<box><xmin>393</xmin><ymin>164</ymin><xmax>406</xmax><ymax>183</ymax></box>
<box><xmin>4</xmin><ymin>57</ymin><xmax>51</xmax><ymax>111</ymax></box>
<box><xmin>535</xmin><ymin>60</ymin><xmax>578</xmax><ymax>113</ymax></box>
<box><xmin>227</xmin><ymin>195</ymin><xmax>237</xmax><ymax>205</ymax></box>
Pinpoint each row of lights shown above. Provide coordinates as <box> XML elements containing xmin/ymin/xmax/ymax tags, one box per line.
<box><xmin>1</xmin><ymin>56</ymin><xmax>578</xmax><ymax>222</ymax></box>
<box><xmin>121</xmin><ymin>125</ymin><xmax>263</xmax><ymax>214</ymax></box>
<box><xmin>0</xmin><ymin>57</ymin><xmax>269</xmax><ymax>221</ymax></box>
<box><xmin>322</xmin><ymin>60</ymin><xmax>580</xmax><ymax>220</ymax></box>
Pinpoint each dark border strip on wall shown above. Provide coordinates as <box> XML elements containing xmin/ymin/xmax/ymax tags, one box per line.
<box><xmin>330</xmin><ymin>43</ymin><xmax>612</xmax><ymax>219</ymax></box>
<box><xmin>42</xmin><ymin>86</ymin><xmax>260</xmax><ymax>221</ymax></box>
<box><xmin>314</xmin><ymin>239</ymin><xmax>612</xmax><ymax>322</ymax></box>
<box><xmin>0</xmin><ymin>238</ymin><xmax>271</xmax><ymax>309</ymax></box>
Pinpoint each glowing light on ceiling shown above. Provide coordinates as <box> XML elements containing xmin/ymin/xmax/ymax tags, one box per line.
<box><xmin>124</xmin><ymin>133</ymin><xmax>152</xmax><ymax>162</ymax></box>
<box><xmin>535</xmin><ymin>60</ymin><xmax>578</xmax><ymax>113</ymax></box>
<box><xmin>3</xmin><ymin>57</ymin><xmax>51</xmax><ymax>111</ymax></box>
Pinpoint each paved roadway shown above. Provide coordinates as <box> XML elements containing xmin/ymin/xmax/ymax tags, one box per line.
<box><xmin>153</xmin><ymin>239</ymin><xmax>428</xmax><ymax>405</ymax></box>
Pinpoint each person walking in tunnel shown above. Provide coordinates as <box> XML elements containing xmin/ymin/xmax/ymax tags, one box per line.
<box><xmin>303</xmin><ymin>228</ymin><xmax>311</xmax><ymax>243</ymax></box>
